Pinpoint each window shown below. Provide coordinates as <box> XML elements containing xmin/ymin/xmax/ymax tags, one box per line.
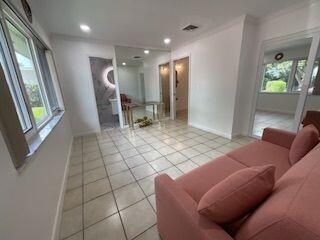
<box><xmin>261</xmin><ymin>59</ymin><xmax>320</xmax><ymax>93</ymax></box>
<box><xmin>0</xmin><ymin>42</ymin><xmax>32</xmax><ymax>132</ymax></box>
<box><xmin>34</xmin><ymin>41</ymin><xmax>59</xmax><ymax>111</ymax></box>
<box><xmin>261</xmin><ymin>61</ymin><xmax>293</xmax><ymax>93</ymax></box>
<box><xmin>0</xmin><ymin>5</ymin><xmax>61</xmax><ymax>140</ymax></box>
<box><xmin>6</xmin><ymin>20</ymin><xmax>49</xmax><ymax>125</ymax></box>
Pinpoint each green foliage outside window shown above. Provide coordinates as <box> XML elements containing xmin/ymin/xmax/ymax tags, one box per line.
<box><xmin>25</xmin><ymin>83</ymin><xmax>47</xmax><ymax>123</ymax></box>
<box><xmin>25</xmin><ymin>83</ymin><xmax>43</xmax><ymax>107</ymax></box>
<box><xmin>32</xmin><ymin>107</ymin><xmax>46</xmax><ymax>123</ymax></box>
<box><xmin>262</xmin><ymin>59</ymin><xmax>320</xmax><ymax>93</ymax></box>
<box><xmin>266</xmin><ymin>80</ymin><xmax>287</xmax><ymax>92</ymax></box>
<box><xmin>261</xmin><ymin>61</ymin><xmax>293</xmax><ymax>92</ymax></box>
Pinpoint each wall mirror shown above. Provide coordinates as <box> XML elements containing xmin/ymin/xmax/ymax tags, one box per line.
<box><xmin>251</xmin><ymin>35</ymin><xmax>320</xmax><ymax>137</ymax></box>
<box><xmin>115</xmin><ymin>46</ymin><xmax>170</xmax><ymax>128</ymax></box>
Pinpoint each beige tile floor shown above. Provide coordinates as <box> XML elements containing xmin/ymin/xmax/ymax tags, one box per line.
<box><xmin>122</xmin><ymin>108</ymin><xmax>159</xmax><ymax>125</ymax></box>
<box><xmin>60</xmin><ymin>117</ymin><xmax>255</xmax><ymax>240</ymax></box>
<box><xmin>252</xmin><ymin>110</ymin><xmax>294</xmax><ymax>137</ymax></box>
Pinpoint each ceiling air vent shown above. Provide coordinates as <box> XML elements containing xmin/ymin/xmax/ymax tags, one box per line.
<box><xmin>133</xmin><ymin>56</ymin><xmax>142</xmax><ymax>59</ymax></box>
<box><xmin>182</xmin><ymin>24</ymin><xmax>199</xmax><ymax>32</ymax></box>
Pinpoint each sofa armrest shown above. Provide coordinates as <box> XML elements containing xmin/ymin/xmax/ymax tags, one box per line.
<box><xmin>155</xmin><ymin>174</ymin><xmax>233</xmax><ymax>240</ymax></box>
<box><xmin>262</xmin><ymin>128</ymin><xmax>296</xmax><ymax>149</ymax></box>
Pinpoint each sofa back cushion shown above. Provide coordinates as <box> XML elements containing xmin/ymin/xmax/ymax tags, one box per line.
<box><xmin>236</xmin><ymin>144</ymin><xmax>320</xmax><ymax>240</ymax></box>
<box><xmin>197</xmin><ymin>165</ymin><xmax>275</xmax><ymax>225</ymax></box>
<box><xmin>289</xmin><ymin>124</ymin><xmax>319</xmax><ymax>165</ymax></box>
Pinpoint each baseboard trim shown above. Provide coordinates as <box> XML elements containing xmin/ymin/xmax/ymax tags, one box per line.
<box><xmin>256</xmin><ymin>108</ymin><xmax>295</xmax><ymax>115</ymax></box>
<box><xmin>189</xmin><ymin>122</ymin><xmax>232</xmax><ymax>139</ymax></box>
<box><xmin>51</xmin><ymin>137</ymin><xmax>73</xmax><ymax>240</ymax></box>
<box><xmin>73</xmin><ymin>130</ymin><xmax>97</xmax><ymax>137</ymax></box>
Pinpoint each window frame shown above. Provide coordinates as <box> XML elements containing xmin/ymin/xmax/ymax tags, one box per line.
<box><xmin>260</xmin><ymin>57</ymin><xmax>320</xmax><ymax>94</ymax></box>
<box><xmin>260</xmin><ymin>59</ymin><xmax>294</xmax><ymax>93</ymax></box>
<box><xmin>34</xmin><ymin>39</ymin><xmax>60</xmax><ymax>112</ymax></box>
<box><xmin>0</xmin><ymin>1</ymin><xmax>62</xmax><ymax>141</ymax></box>
<box><xmin>0</xmin><ymin>24</ymin><xmax>32</xmax><ymax>133</ymax></box>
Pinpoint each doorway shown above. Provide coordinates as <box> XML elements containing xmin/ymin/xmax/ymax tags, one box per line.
<box><xmin>89</xmin><ymin>56</ymin><xmax>119</xmax><ymax>130</ymax></box>
<box><xmin>251</xmin><ymin>34</ymin><xmax>320</xmax><ymax>137</ymax></box>
<box><xmin>174</xmin><ymin>57</ymin><xmax>189</xmax><ymax>121</ymax></box>
<box><xmin>159</xmin><ymin>63</ymin><xmax>170</xmax><ymax>117</ymax></box>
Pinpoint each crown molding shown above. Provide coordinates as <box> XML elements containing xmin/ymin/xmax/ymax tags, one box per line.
<box><xmin>172</xmin><ymin>15</ymin><xmax>250</xmax><ymax>51</ymax></box>
<box><xmin>258</xmin><ymin>0</ymin><xmax>319</xmax><ymax>23</ymax></box>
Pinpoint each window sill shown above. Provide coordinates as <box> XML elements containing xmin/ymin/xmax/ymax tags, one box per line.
<box><xmin>259</xmin><ymin>92</ymin><xmax>300</xmax><ymax>95</ymax></box>
<box><xmin>17</xmin><ymin>111</ymin><xmax>65</xmax><ymax>173</ymax></box>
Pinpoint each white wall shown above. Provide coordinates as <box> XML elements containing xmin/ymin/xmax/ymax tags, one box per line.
<box><xmin>264</xmin><ymin>45</ymin><xmax>311</xmax><ymax>63</ymax></box>
<box><xmin>118</xmin><ymin>66</ymin><xmax>143</xmax><ymax>102</ymax></box>
<box><xmin>0</xmin><ymin>116</ymin><xmax>72</xmax><ymax>240</ymax></box>
<box><xmin>304</xmin><ymin>95</ymin><xmax>320</xmax><ymax>114</ymax></box>
<box><xmin>0</xmin><ymin>2</ymin><xmax>73</xmax><ymax>240</ymax></box>
<box><xmin>257</xmin><ymin>93</ymin><xmax>299</xmax><ymax>114</ymax></box>
<box><xmin>232</xmin><ymin>16</ymin><xmax>260</xmax><ymax>136</ymax></box>
<box><xmin>257</xmin><ymin>93</ymin><xmax>320</xmax><ymax>114</ymax></box>
<box><xmin>171</xmin><ymin>17</ymin><xmax>245</xmax><ymax>138</ymax></box>
<box><xmin>257</xmin><ymin>1</ymin><xmax>320</xmax><ymax>42</ymax></box>
<box><xmin>51</xmin><ymin>36</ymin><xmax>116</xmax><ymax>135</ymax></box>
<box><xmin>167</xmin><ymin>2</ymin><xmax>320</xmax><ymax>137</ymax></box>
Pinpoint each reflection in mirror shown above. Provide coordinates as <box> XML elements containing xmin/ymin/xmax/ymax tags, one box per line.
<box><xmin>159</xmin><ymin>63</ymin><xmax>170</xmax><ymax>117</ymax></box>
<box><xmin>89</xmin><ymin>57</ymin><xmax>119</xmax><ymax>130</ymax></box>
<box><xmin>301</xmin><ymin>41</ymin><xmax>320</xmax><ymax>132</ymax></box>
<box><xmin>115</xmin><ymin>46</ymin><xmax>170</xmax><ymax>128</ymax></box>
<box><xmin>252</xmin><ymin>38</ymin><xmax>313</xmax><ymax>137</ymax></box>
<box><xmin>174</xmin><ymin>57</ymin><xmax>189</xmax><ymax>120</ymax></box>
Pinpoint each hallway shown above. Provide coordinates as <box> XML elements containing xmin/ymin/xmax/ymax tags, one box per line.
<box><xmin>60</xmin><ymin>118</ymin><xmax>255</xmax><ymax>240</ymax></box>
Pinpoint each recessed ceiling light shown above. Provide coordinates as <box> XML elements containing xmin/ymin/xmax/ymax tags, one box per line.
<box><xmin>144</xmin><ymin>50</ymin><xmax>150</xmax><ymax>54</ymax></box>
<box><xmin>164</xmin><ymin>38</ymin><xmax>171</xmax><ymax>44</ymax></box>
<box><xmin>80</xmin><ymin>24</ymin><xmax>91</xmax><ymax>32</ymax></box>
<box><xmin>122</xmin><ymin>62</ymin><xmax>126</xmax><ymax>66</ymax></box>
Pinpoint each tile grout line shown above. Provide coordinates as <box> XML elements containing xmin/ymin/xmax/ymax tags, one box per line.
<box><xmin>82</xmin><ymin>196</ymin><xmax>151</xmax><ymax>231</ymax></box>
<box><xmin>114</xmin><ymin>126</ymin><xmax>168</xmax><ymax>239</ymax></box>
<box><xmin>131</xmin><ymin>223</ymin><xmax>159</xmax><ymax>240</ymax></box>
<box><xmin>61</xmin><ymin>119</ymin><xmax>254</xmax><ymax>240</ymax></box>
<box><xmin>81</xmin><ymin>137</ymin><xmax>85</xmax><ymax>240</ymax></box>
<box><xmin>95</xmin><ymin>134</ymin><xmax>130</xmax><ymax>240</ymax></box>
<box><xmin>110</xmin><ymin>131</ymin><xmax>159</xmax><ymax>218</ymax></box>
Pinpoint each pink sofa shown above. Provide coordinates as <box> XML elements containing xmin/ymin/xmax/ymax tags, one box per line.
<box><xmin>155</xmin><ymin>128</ymin><xmax>320</xmax><ymax>240</ymax></box>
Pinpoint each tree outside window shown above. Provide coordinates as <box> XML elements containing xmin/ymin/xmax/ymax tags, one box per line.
<box><xmin>261</xmin><ymin>61</ymin><xmax>293</xmax><ymax>93</ymax></box>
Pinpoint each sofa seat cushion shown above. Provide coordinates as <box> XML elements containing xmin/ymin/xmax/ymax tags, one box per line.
<box><xmin>236</xmin><ymin>145</ymin><xmax>320</xmax><ymax>240</ymax></box>
<box><xmin>176</xmin><ymin>156</ymin><xmax>246</xmax><ymax>203</ymax></box>
<box><xmin>227</xmin><ymin>141</ymin><xmax>290</xmax><ymax>180</ymax></box>
<box><xmin>198</xmin><ymin>165</ymin><xmax>275</xmax><ymax>224</ymax></box>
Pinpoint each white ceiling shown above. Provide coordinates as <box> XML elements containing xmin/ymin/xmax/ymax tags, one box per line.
<box><xmin>31</xmin><ymin>0</ymin><xmax>308</xmax><ymax>49</ymax></box>
<box><xmin>115</xmin><ymin>46</ymin><xmax>169</xmax><ymax>67</ymax></box>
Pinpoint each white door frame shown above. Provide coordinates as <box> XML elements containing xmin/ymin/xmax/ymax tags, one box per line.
<box><xmin>158</xmin><ymin>61</ymin><xmax>171</xmax><ymax>118</ymax></box>
<box><xmin>171</xmin><ymin>55</ymin><xmax>191</xmax><ymax>123</ymax></box>
<box><xmin>249</xmin><ymin>28</ymin><xmax>320</xmax><ymax>137</ymax></box>
<box><xmin>293</xmin><ymin>33</ymin><xmax>320</xmax><ymax>131</ymax></box>
<box><xmin>112</xmin><ymin>51</ymin><xmax>125</xmax><ymax>128</ymax></box>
